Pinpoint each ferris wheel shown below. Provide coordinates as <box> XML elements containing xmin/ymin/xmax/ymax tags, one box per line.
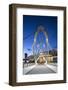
<box><xmin>32</xmin><ymin>25</ymin><xmax>52</xmax><ymax>63</ymax></box>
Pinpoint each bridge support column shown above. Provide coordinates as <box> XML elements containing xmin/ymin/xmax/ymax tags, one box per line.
<box><xmin>35</xmin><ymin>60</ymin><xmax>37</xmax><ymax>64</ymax></box>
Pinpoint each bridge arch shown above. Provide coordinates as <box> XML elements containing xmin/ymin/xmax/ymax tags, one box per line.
<box><xmin>32</xmin><ymin>25</ymin><xmax>50</xmax><ymax>64</ymax></box>
<box><xmin>34</xmin><ymin>25</ymin><xmax>48</xmax><ymax>44</ymax></box>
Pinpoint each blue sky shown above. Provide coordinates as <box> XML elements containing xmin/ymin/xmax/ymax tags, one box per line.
<box><xmin>23</xmin><ymin>15</ymin><xmax>57</xmax><ymax>56</ymax></box>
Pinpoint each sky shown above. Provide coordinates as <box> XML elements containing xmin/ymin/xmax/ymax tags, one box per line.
<box><xmin>23</xmin><ymin>15</ymin><xmax>57</xmax><ymax>56</ymax></box>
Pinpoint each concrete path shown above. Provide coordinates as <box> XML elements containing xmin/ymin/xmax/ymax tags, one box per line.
<box><xmin>25</xmin><ymin>64</ymin><xmax>57</xmax><ymax>75</ymax></box>
<box><xmin>47</xmin><ymin>64</ymin><xmax>57</xmax><ymax>72</ymax></box>
<box><xmin>23</xmin><ymin>65</ymin><xmax>36</xmax><ymax>74</ymax></box>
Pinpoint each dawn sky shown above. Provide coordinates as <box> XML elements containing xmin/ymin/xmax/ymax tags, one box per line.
<box><xmin>23</xmin><ymin>15</ymin><xmax>57</xmax><ymax>56</ymax></box>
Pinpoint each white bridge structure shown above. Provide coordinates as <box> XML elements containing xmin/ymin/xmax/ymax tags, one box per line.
<box><xmin>32</xmin><ymin>25</ymin><xmax>57</xmax><ymax>64</ymax></box>
<box><xmin>23</xmin><ymin>25</ymin><xmax>57</xmax><ymax>75</ymax></box>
